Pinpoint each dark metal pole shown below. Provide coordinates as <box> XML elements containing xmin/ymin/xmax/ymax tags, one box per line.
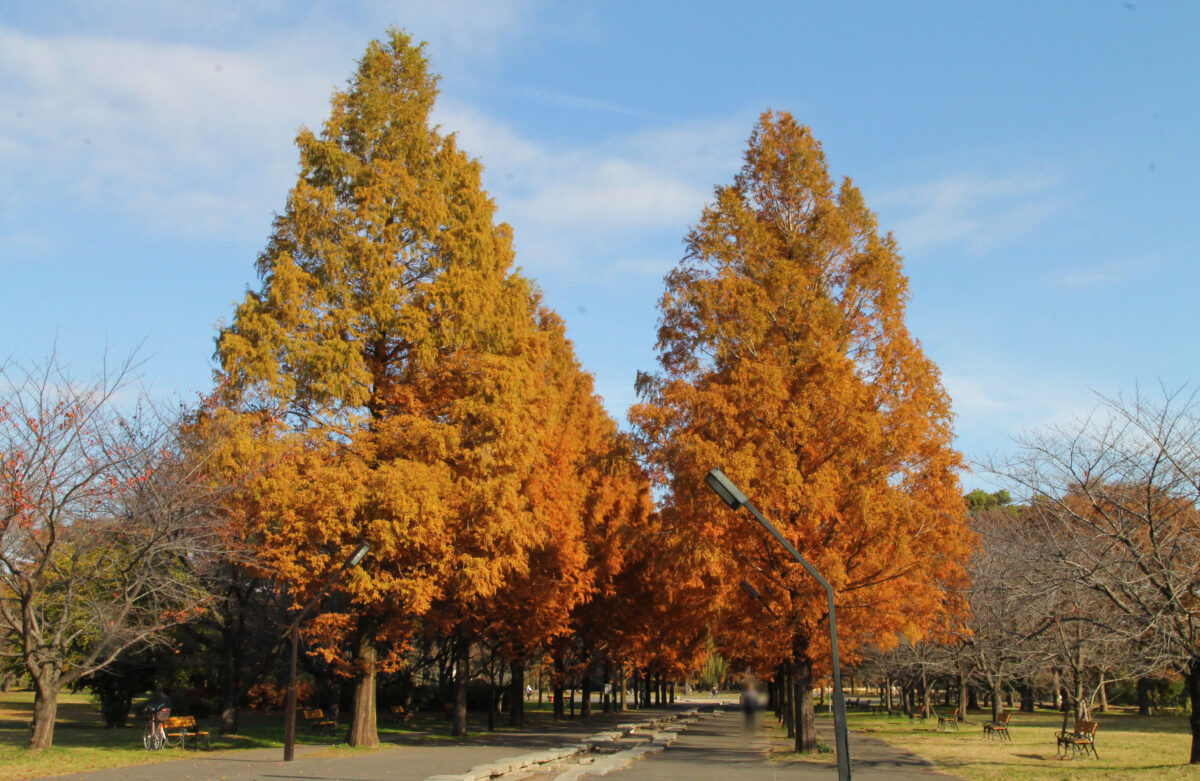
<box><xmin>742</xmin><ymin>501</ymin><xmax>851</xmax><ymax>781</ymax></box>
<box><xmin>284</xmin><ymin>623</ymin><xmax>299</xmax><ymax>762</ymax></box>
<box><xmin>280</xmin><ymin>543</ymin><xmax>370</xmax><ymax>762</ymax></box>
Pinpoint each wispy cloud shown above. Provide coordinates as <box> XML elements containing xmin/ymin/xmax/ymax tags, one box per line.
<box><xmin>525</xmin><ymin>87</ymin><xmax>655</xmax><ymax>119</ymax></box>
<box><xmin>941</xmin><ymin>361</ymin><xmax>1099</xmax><ymax>457</ymax></box>
<box><xmin>876</xmin><ymin>172</ymin><xmax>1066</xmax><ymax>254</ymax></box>
<box><xmin>1057</xmin><ymin>259</ymin><xmax>1137</xmax><ymax>289</ymax></box>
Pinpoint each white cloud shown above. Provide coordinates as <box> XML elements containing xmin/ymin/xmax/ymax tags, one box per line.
<box><xmin>0</xmin><ymin>25</ymin><xmax>335</xmax><ymax>238</ymax></box>
<box><xmin>0</xmin><ymin>13</ymin><xmax>743</xmax><ymax>283</ymax></box>
<box><xmin>438</xmin><ymin>102</ymin><xmax>748</xmax><ymax>276</ymax></box>
<box><xmin>876</xmin><ymin>172</ymin><xmax>1066</xmax><ymax>254</ymax></box>
<box><xmin>0</xmin><ymin>3</ymin><xmax>532</xmax><ymax>240</ymax></box>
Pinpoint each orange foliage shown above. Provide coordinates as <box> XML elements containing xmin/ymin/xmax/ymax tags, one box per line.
<box><xmin>631</xmin><ymin>111</ymin><xmax>973</xmax><ymax>678</ymax></box>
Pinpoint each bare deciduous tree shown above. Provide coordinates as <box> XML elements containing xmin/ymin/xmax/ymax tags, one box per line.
<box><xmin>993</xmin><ymin>387</ymin><xmax>1200</xmax><ymax>764</ymax></box>
<box><xmin>0</xmin><ymin>352</ymin><xmax>223</xmax><ymax>749</ymax></box>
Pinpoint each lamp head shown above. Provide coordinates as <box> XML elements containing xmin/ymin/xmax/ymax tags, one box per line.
<box><xmin>347</xmin><ymin>543</ymin><xmax>371</xmax><ymax>568</ymax></box>
<box><xmin>705</xmin><ymin>468</ymin><xmax>748</xmax><ymax>510</ymax></box>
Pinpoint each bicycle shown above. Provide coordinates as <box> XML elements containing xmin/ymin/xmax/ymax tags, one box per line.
<box><xmin>142</xmin><ymin>708</ymin><xmax>177</xmax><ymax>750</ymax></box>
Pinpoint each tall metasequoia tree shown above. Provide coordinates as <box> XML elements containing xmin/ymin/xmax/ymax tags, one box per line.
<box><xmin>217</xmin><ymin>30</ymin><xmax>548</xmax><ymax>747</ymax></box>
<box><xmin>631</xmin><ymin>111</ymin><xmax>972</xmax><ymax>753</ymax></box>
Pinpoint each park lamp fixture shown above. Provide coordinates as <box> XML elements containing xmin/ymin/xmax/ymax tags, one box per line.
<box><xmin>706</xmin><ymin>469</ymin><xmax>749</xmax><ymax>510</ymax></box>
<box><xmin>705</xmin><ymin>468</ymin><xmax>852</xmax><ymax>781</ymax></box>
<box><xmin>347</xmin><ymin>543</ymin><xmax>371</xmax><ymax>568</ymax></box>
<box><xmin>283</xmin><ymin>542</ymin><xmax>371</xmax><ymax>762</ymax></box>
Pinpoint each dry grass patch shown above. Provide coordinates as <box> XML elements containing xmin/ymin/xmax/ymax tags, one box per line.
<box><xmin>847</xmin><ymin>707</ymin><xmax>1200</xmax><ymax>780</ymax></box>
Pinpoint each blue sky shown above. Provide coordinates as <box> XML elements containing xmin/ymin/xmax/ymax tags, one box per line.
<box><xmin>2</xmin><ymin>1</ymin><xmax>1197</xmax><ymax>489</ymax></box>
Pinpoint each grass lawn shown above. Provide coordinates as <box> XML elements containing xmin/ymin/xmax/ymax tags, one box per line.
<box><xmin>0</xmin><ymin>690</ymin><xmax>361</xmax><ymax>781</ymax></box>
<box><xmin>843</xmin><ymin>706</ymin><xmax>1200</xmax><ymax>780</ymax></box>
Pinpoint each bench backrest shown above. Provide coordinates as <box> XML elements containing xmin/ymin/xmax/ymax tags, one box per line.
<box><xmin>303</xmin><ymin>708</ymin><xmax>325</xmax><ymax>720</ymax></box>
<box><xmin>164</xmin><ymin>716</ymin><xmax>195</xmax><ymax>729</ymax></box>
<box><xmin>997</xmin><ymin>712</ymin><xmax>1011</xmax><ymax>725</ymax></box>
<box><xmin>1075</xmin><ymin>719</ymin><xmax>1098</xmax><ymax>737</ymax></box>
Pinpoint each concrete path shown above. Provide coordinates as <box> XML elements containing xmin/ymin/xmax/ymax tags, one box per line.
<box><xmin>597</xmin><ymin>710</ymin><xmax>958</xmax><ymax>780</ymax></box>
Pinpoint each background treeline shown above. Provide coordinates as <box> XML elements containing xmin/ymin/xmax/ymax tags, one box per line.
<box><xmin>851</xmin><ymin>391</ymin><xmax>1200</xmax><ymax>764</ymax></box>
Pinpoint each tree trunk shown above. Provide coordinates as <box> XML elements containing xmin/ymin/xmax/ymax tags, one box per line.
<box><xmin>347</xmin><ymin>620</ymin><xmax>381</xmax><ymax>748</ymax></box>
<box><xmin>991</xmin><ymin>679</ymin><xmax>1002</xmax><ymax>724</ymax></box>
<box><xmin>326</xmin><ymin>676</ymin><xmax>343</xmax><ymax>724</ymax></box>
<box><xmin>794</xmin><ymin>656</ymin><xmax>817</xmax><ymax>753</ymax></box>
<box><xmin>1073</xmin><ymin>676</ymin><xmax>1086</xmax><ymax>722</ymax></box>
<box><xmin>619</xmin><ymin>666</ymin><xmax>627</xmax><ymax>711</ymax></box>
<box><xmin>509</xmin><ymin>659</ymin><xmax>525</xmax><ymax>727</ymax></box>
<box><xmin>921</xmin><ymin>669</ymin><xmax>932</xmax><ymax>719</ymax></box>
<box><xmin>602</xmin><ymin>662</ymin><xmax>611</xmax><ymax>713</ymax></box>
<box><xmin>957</xmin><ymin>667</ymin><xmax>969</xmax><ymax>722</ymax></box>
<box><xmin>1186</xmin><ymin>656</ymin><xmax>1200</xmax><ymax>764</ymax></box>
<box><xmin>487</xmin><ymin>678</ymin><xmax>497</xmax><ymax>732</ymax></box>
<box><xmin>785</xmin><ymin>666</ymin><xmax>796</xmax><ymax>737</ymax></box>
<box><xmin>452</xmin><ymin>636</ymin><xmax>469</xmax><ymax>737</ymax></box>
<box><xmin>885</xmin><ymin>675</ymin><xmax>894</xmax><ymax>713</ymax></box>
<box><xmin>553</xmin><ymin>653</ymin><xmax>565</xmax><ymax>720</ymax></box>
<box><xmin>1098</xmin><ymin>672</ymin><xmax>1108</xmax><ymax>713</ymax></box>
<box><xmin>968</xmin><ymin>684</ymin><xmax>979</xmax><ymax>711</ymax></box>
<box><xmin>581</xmin><ymin>671</ymin><xmax>592</xmax><ymax>718</ymax></box>
<box><xmin>642</xmin><ymin>668</ymin><xmax>651</xmax><ymax>707</ymax></box>
<box><xmin>1020</xmin><ymin>683</ymin><xmax>1034</xmax><ymax>713</ymax></box>
<box><xmin>29</xmin><ymin>675</ymin><xmax>59</xmax><ymax>750</ymax></box>
<box><xmin>219</xmin><ymin>624</ymin><xmax>240</xmax><ymax>734</ymax></box>
<box><xmin>1137</xmin><ymin>676</ymin><xmax>1153</xmax><ymax>716</ymax></box>
<box><xmin>669</xmin><ymin>681</ymin><xmax>675</xmax><ymax>705</ymax></box>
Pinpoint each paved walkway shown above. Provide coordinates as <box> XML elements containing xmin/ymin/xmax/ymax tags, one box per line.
<box><xmin>40</xmin><ymin>706</ymin><xmax>956</xmax><ymax>781</ymax></box>
<box><xmin>602</xmin><ymin>710</ymin><xmax>958</xmax><ymax>780</ymax></box>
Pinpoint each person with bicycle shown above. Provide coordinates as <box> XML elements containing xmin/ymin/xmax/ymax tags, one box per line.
<box><xmin>144</xmin><ymin>688</ymin><xmax>172</xmax><ymax>746</ymax></box>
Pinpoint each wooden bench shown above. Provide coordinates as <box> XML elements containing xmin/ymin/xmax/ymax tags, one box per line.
<box><xmin>982</xmin><ymin>712</ymin><xmax>1011</xmax><ymax>741</ymax></box>
<box><xmin>1056</xmin><ymin>719</ymin><xmax>1099</xmax><ymax>758</ymax></box>
<box><xmin>389</xmin><ymin>704</ymin><xmax>411</xmax><ymax>723</ymax></box>
<box><xmin>303</xmin><ymin>708</ymin><xmax>337</xmax><ymax>735</ymax></box>
<box><xmin>937</xmin><ymin>707</ymin><xmax>960</xmax><ymax>731</ymax></box>
<box><xmin>163</xmin><ymin>715</ymin><xmax>209</xmax><ymax>749</ymax></box>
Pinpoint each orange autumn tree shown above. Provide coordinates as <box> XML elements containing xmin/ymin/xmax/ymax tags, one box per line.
<box><xmin>216</xmin><ymin>30</ymin><xmax>549</xmax><ymax>746</ymax></box>
<box><xmin>631</xmin><ymin>111</ymin><xmax>972</xmax><ymax>752</ymax></box>
<box><xmin>460</xmin><ymin>307</ymin><xmax>592</xmax><ymax>727</ymax></box>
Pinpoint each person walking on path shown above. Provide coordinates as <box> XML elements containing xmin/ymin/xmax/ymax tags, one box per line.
<box><xmin>740</xmin><ymin>680</ymin><xmax>761</xmax><ymax>732</ymax></box>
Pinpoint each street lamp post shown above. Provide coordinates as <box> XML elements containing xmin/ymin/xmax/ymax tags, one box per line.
<box><xmin>706</xmin><ymin>468</ymin><xmax>851</xmax><ymax>781</ymax></box>
<box><xmin>283</xmin><ymin>543</ymin><xmax>371</xmax><ymax>762</ymax></box>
